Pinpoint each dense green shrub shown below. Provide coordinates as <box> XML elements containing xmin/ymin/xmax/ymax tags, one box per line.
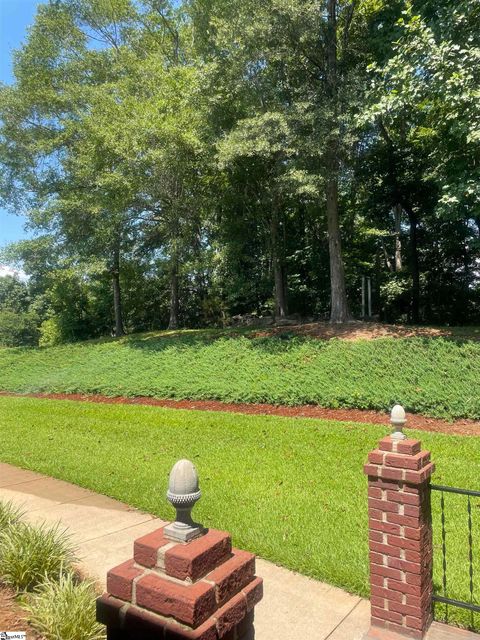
<box><xmin>39</xmin><ymin>318</ymin><xmax>64</xmax><ymax>347</ymax></box>
<box><xmin>380</xmin><ymin>274</ymin><xmax>412</xmax><ymax>323</ymax></box>
<box><xmin>0</xmin><ymin>310</ymin><xmax>39</xmax><ymax>347</ymax></box>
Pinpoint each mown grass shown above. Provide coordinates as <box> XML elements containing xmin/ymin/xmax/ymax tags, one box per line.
<box><xmin>0</xmin><ymin>396</ymin><xmax>479</xmax><ymax>628</ymax></box>
<box><xmin>1</xmin><ymin>330</ymin><xmax>480</xmax><ymax>420</ymax></box>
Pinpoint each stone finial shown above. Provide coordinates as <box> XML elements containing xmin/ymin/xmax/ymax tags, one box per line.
<box><xmin>390</xmin><ymin>404</ymin><xmax>407</xmax><ymax>440</ymax></box>
<box><xmin>164</xmin><ymin>459</ymin><xmax>204</xmax><ymax>542</ymax></box>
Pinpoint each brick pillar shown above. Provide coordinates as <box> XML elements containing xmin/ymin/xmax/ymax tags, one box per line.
<box><xmin>363</xmin><ymin>427</ymin><xmax>435</xmax><ymax>639</ymax></box>
<box><xmin>97</xmin><ymin>458</ymin><xmax>262</xmax><ymax>640</ymax></box>
<box><xmin>96</xmin><ymin>525</ymin><xmax>262</xmax><ymax>640</ymax></box>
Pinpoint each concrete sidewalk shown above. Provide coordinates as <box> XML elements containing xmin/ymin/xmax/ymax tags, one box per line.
<box><xmin>0</xmin><ymin>462</ymin><xmax>477</xmax><ymax>640</ymax></box>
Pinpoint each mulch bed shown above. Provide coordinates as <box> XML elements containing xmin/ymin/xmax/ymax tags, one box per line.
<box><xmin>2</xmin><ymin>391</ymin><xmax>479</xmax><ymax>437</ymax></box>
<box><xmin>0</xmin><ymin>587</ymin><xmax>42</xmax><ymax>639</ymax></box>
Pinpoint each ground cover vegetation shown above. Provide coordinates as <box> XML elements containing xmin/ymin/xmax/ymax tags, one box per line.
<box><xmin>24</xmin><ymin>572</ymin><xmax>104</xmax><ymax>640</ymax></box>
<box><xmin>0</xmin><ymin>522</ymin><xmax>75</xmax><ymax>592</ymax></box>
<box><xmin>0</xmin><ymin>396</ymin><xmax>478</xmax><ymax>628</ymax></box>
<box><xmin>0</xmin><ymin>499</ymin><xmax>105</xmax><ymax>640</ymax></box>
<box><xmin>1</xmin><ymin>330</ymin><xmax>479</xmax><ymax>420</ymax></box>
<box><xmin>0</xmin><ymin>0</ymin><xmax>479</xmax><ymax>347</ymax></box>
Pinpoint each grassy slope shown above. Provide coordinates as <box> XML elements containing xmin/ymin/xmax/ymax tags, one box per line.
<box><xmin>0</xmin><ymin>329</ymin><xmax>480</xmax><ymax>420</ymax></box>
<box><xmin>0</xmin><ymin>396</ymin><xmax>479</xmax><ymax>627</ymax></box>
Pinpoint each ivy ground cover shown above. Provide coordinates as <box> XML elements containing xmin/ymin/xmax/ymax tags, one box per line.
<box><xmin>0</xmin><ymin>330</ymin><xmax>479</xmax><ymax>420</ymax></box>
<box><xmin>0</xmin><ymin>396</ymin><xmax>479</xmax><ymax>628</ymax></box>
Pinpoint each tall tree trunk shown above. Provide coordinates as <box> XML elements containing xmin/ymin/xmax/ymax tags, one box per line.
<box><xmin>271</xmin><ymin>212</ymin><xmax>288</xmax><ymax>318</ymax></box>
<box><xmin>475</xmin><ymin>217</ymin><xmax>480</xmax><ymax>240</ymax></box>
<box><xmin>394</xmin><ymin>204</ymin><xmax>403</xmax><ymax>272</ymax></box>
<box><xmin>168</xmin><ymin>254</ymin><xmax>179</xmax><ymax>330</ymax></box>
<box><xmin>381</xmin><ymin>239</ymin><xmax>393</xmax><ymax>272</ymax></box>
<box><xmin>326</xmin><ymin>0</ymin><xmax>350</xmax><ymax>323</ymax></box>
<box><xmin>375</xmin><ymin>244</ymin><xmax>382</xmax><ymax>317</ymax></box>
<box><xmin>406</xmin><ymin>207</ymin><xmax>420</xmax><ymax>323</ymax></box>
<box><xmin>112</xmin><ymin>245</ymin><xmax>125</xmax><ymax>337</ymax></box>
<box><xmin>273</xmin><ymin>261</ymin><xmax>288</xmax><ymax>319</ymax></box>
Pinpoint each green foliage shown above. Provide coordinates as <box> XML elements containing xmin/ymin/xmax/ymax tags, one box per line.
<box><xmin>380</xmin><ymin>273</ymin><xmax>412</xmax><ymax>323</ymax></box>
<box><xmin>0</xmin><ymin>275</ymin><xmax>31</xmax><ymax>313</ymax></box>
<box><xmin>0</xmin><ymin>0</ymin><xmax>479</xmax><ymax>338</ymax></box>
<box><xmin>0</xmin><ymin>498</ymin><xmax>100</xmax><ymax>638</ymax></box>
<box><xmin>25</xmin><ymin>572</ymin><xmax>105</xmax><ymax>640</ymax></box>
<box><xmin>359</xmin><ymin>1</ymin><xmax>480</xmax><ymax>325</ymax></box>
<box><xmin>0</xmin><ymin>330</ymin><xmax>479</xmax><ymax>420</ymax></box>
<box><xmin>367</xmin><ymin>0</ymin><xmax>480</xmax><ymax>219</ymax></box>
<box><xmin>0</xmin><ymin>310</ymin><xmax>40</xmax><ymax>347</ymax></box>
<box><xmin>0</xmin><ymin>521</ymin><xmax>76</xmax><ymax>592</ymax></box>
<box><xmin>0</xmin><ymin>395</ymin><xmax>479</xmax><ymax>629</ymax></box>
<box><xmin>39</xmin><ymin>318</ymin><xmax>64</xmax><ymax>347</ymax></box>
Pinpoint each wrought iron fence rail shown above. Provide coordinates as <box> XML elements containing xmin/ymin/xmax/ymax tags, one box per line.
<box><xmin>431</xmin><ymin>484</ymin><xmax>480</xmax><ymax>498</ymax></box>
<box><xmin>432</xmin><ymin>595</ymin><xmax>480</xmax><ymax>614</ymax></box>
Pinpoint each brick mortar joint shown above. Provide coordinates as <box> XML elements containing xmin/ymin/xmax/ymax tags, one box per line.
<box><xmin>131</xmin><ymin>572</ymin><xmax>143</xmax><ymax>606</ymax></box>
<box><xmin>156</xmin><ymin>541</ymin><xmax>178</xmax><ymax>568</ymax></box>
<box><xmin>106</xmin><ymin>569</ymin><xmax>261</xmax><ymax>616</ymax></box>
<box><xmin>119</xmin><ymin>602</ymin><xmax>129</xmax><ymax>624</ymax></box>
<box><xmin>133</xmin><ymin>558</ymin><xmax>244</xmax><ymax>588</ymax></box>
<box><xmin>112</xmin><ymin>597</ymin><xmax>196</xmax><ymax>631</ymax></box>
<box><xmin>132</xmin><ymin>562</ymin><xmax>195</xmax><ymax>587</ymax></box>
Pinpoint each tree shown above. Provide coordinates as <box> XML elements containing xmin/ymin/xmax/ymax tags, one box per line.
<box><xmin>0</xmin><ymin>0</ymin><xmax>478</xmax><ymax>345</ymax></box>
<box><xmin>191</xmin><ymin>0</ymin><xmax>392</xmax><ymax>322</ymax></box>
<box><xmin>0</xmin><ymin>0</ymin><xmax>211</xmax><ymax>334</ymax></box>
<box><xmin>365</xmin><ymin>0</ymin><xmax>480</xmax><ymax>322</ymax></box>
<box><xmin>0</xmin><ymin>274</ymin><xmax>30</xmax><ymax>314</ymax></box>
<box><xmin>325</xmin><ymin>0</ymin><xmax>350</xmax><ymax>322</ymax></box>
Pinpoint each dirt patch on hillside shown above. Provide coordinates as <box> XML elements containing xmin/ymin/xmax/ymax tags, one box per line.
<box><xmin>0</xmin><ymin>587</ymin><xmax>42</xmax><ymax>639</ymax></box>
<box><xmin>252</xmin><ymin>321</ymin><xmax>480</xmax><ymax>341</ymax></box>
<box><xmin>122</xmin><ymin>321</ymin><xmax>480</xmax><ymax>345</ymax></box>
<box><xmin>3</xmin><ymin>391</ymin><xmax>479</xmax><ymax>437</ymax></box>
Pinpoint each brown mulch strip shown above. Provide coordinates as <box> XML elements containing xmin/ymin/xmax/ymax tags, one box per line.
<box><xmin>0</xmin><ymin>587</ymin><xmax>42</xmax><ymax>639</ymax></box>
<box><xmin>2</xmin><ymin>391</ymin><xmax>479</xmax><ymax>437</ymax></box>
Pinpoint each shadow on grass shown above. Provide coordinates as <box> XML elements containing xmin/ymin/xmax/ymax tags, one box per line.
<box><xmin>122</xmin><ymin>328</ymin><xmax>323</xmax><ymax>355</ymax></box>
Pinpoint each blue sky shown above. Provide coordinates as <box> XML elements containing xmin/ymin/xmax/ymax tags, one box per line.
<box><xmin>0</xmin><ymin>0</ymin><xmax>41</xmax><ymax>249</ymax></box>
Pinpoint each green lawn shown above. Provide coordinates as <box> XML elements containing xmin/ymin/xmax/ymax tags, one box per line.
<box><xmin>0</xmin><ymin>396</ymin><xmax>479</xmax><ymax>628</ymax></box>
<box><xmin>1</xmin><ymin>329</ymin><xmax>480</xmax><ymax>420</ymax></box>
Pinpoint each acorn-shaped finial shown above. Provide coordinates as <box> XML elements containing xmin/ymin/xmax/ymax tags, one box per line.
<box><xmin>390</xmin><ymin>404</ymin><xmax>407</xmax><ymax>440</ymax></box>
<box><xmin>164</xmin><ymin>459</ymin><xmax>204</xmax><ymax>542</ymax></box>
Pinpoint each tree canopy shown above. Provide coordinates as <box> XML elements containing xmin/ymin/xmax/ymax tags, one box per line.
<box><xmin>0</xmin><ymin>0</ymin><xmax>478</xmax><ymax>345</ymax></box>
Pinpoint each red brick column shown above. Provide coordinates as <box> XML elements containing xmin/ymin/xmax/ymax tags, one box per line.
<box><xmin>363</xmin><ymin>435</ymin><xmax>435</xmax><ymax>639</ymax></box>
<box><xmin>96</xmin><ymin>525</ymin><xmax>262</xmax><ymax>640</ymax></box>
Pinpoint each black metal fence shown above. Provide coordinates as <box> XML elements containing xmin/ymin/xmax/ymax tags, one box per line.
<box><xmin>431</xmin><ymin>483</ymin><xmax>480</xmax><ymax>627</ymax></box>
